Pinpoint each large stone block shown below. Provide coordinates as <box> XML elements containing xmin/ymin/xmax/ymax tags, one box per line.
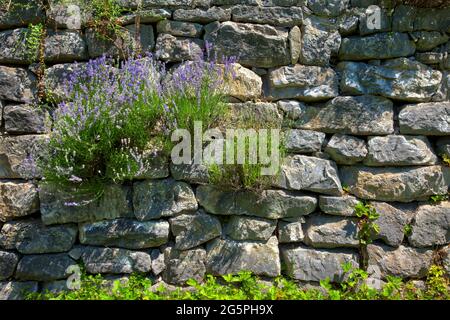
<box><xmin>325</xmin><ymin>134</ymin><xmax>368</xmax><ymax>165</ymax></box>
<box><xmin>196</xmin><ymin>185</ymin><xmax>318</xmax><ymax>219</ymax></box>
<box><xmin>0</xmin><ymin>28</ymin><xmax>32</xmax><ymax>64</ymax></box>
<box><xmin>367</xmin><ymin>244</ymin><xmax>433</xmax><ymax>279</ymax></box>
<box><xmin>276</xmin><ymin>155</ymin><xmax>343</xmax><ymax>196</ymax></box>
<box><xmin>170</xmin><ymin>211</ymin><xmax>222</xmax><ymax>250</ymax></box>
<box><xmin>163</xmin><ymin>247</ymin><xmax>206</xmax><ymax>285</ymax></box>
<box><xmin>291</xmin><ymin>96</ymin><xmax>394</xmax><ymax>136</ymax></box>
<box><xmin>44</xmin><ymin>30</ymin><xmax>88</xmax><ymax>63</ymax></box>
<box><xmin>206</xmin><ymin>236</ymin><xmax>281</xmax><ymax>277</ymax></box>
<box><xmin>0</xmin><ymin>66</ymin><xmax>37</xmax><ymax>103</ymax></box>
<box><xmin>339</xmin><ymin>33</ymin><xmax>416</xmax><ymax>61</ymax></box>
<box><xmin>79</xmin><ymin>219</ymin><xmax>170</xmax><ymax>249</ymax></box>
<box><xmin>133</xmin><ymin>179</ymin><xmax>198</xmax><ymax>221</ymax></box>
<box><xmin>117</xmin><ymin>8</ymin><xmax>171</xmax><ymax>25</ymax></box>
<box><xmin>0</xmin><ymin>1</ymin><xmax>44</xmax><ymax>30</ymax></box>
<box><xmin>340</xmin><ymin>165</ymin><xmax>450</xmax><ymax>202</ymax></box>
<box><xmin>173</xmin><ymin>7</ymin><xmax>231</xmax><ymax>23</ymax></box>
<box><xmin>0</xmin><ymin>219</ymin><xmax>77</xmax><ymax>254</ymax></box>
<box><xmin>364</xmin><ymin>135</ymin><xmax>437</xmax><ymax>166</ymax></box>
<box><xmin>3</xmin><ymin>104</ymin><xmax>50</xmax><ymax>134</ymax></box>
<box><xmin>278</xmin><ymin>218</ymin><xmax>305</xmax><ymax>243</ymax></box>
<box><xmin>306</xmin><ymin>0</ymin><xmax>349</xmax><ymax>17</ymax></box>
<box><xmin>221</xmin><ymin>64</ymin><xmax>262</xmax><ymax>101</ymax></box>
<box><xmin>283</xmin><ymin>129</ymin><xmax>326</xmax><ymax>154</ymax></box>
<box><xmin>0</xmin><ymin>281</ymin><xmax>38</xmax><ymax>300</ymax></box>
<box><xmin>225</xmin><ymin>216</ymin><xmax>276</xmax><ymax>241</ymax></box>
<box><xmin>205</xmin><ymin>21</ymin><xmax>290</xmax><ymax>68</ymax></box>
<box><xmin>339</xmin><ymin>59</ymin><xmax>442</xmax><ymax>102</ymax></box>
<box><xmin>156</xmin><ymin>20</ymin><xmax>203</xmax><ymax>38</ymax></box>
<box><xmin>319</xmin><ymin>195</ymin><xmax>359</xmax><ymax>217</ymax></box>
<box><xmin>15</xmin><ymin>254</ymin><xmax>77</xmax><ymax>281</ymax></box>
<box><xmin>231</xmin><ymin>6</ymin><xmax>303</xmax><ymax>27</ymax></box>
<box><xmin>0</xmin><ymin>181</ymin><xmax>39</xmax><ymax>222</ymax></box>
<box><xmin>281</xmin><ymin>245</ymin><xmax>359</xmax><ymax>282</ymax></box>
<box><xmin>0</xmin><ymin>135</ymin><xmax>48</xmax><ymax>179</ymax></box>
<box><xmin>399</xmin><ymin>102</ymin><xmax>450</xmax><ymax>136</ymax></box>
<box><xmin>0</xmin><ymin>251</ymin><xmax>18</xmax><ymax>280</ymax></box>
<box><xmin>155</xmin><ymin>33</ymin><xmax>203</xmax><ymax>62</ymax></box>
<box><xmin>266</xmin><ymin>65</ymin><xmax>339</xmax><ymax>101</ymax></box>
<box><xmin>408</xmin><ymin>202</ymin><xmax>450</xmax><ymax>248</ymax></box>
<box><xmin>40</xmin><ymin>184</ymin><xmax>133</xmax><ymax>225</ymax></box>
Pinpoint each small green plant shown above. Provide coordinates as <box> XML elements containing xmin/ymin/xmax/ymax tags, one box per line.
<box><xmin>342</xmin><ymin>185</ymin><xmax>351</xmax><ymax>194</ymax></box>
<box><xmin>354</xmin><ymin>202</ymin><xmax>380</xmax><ymax>246</ymax></box>
<box><xmin>403</xmin><ymin>224</ymin><xmax>413</xmax><ymax>237</ymax></box>
<box><xmin>425</xmin><ymin>265</ymin><xmax>449</xmax><ymax>299</ymax></box>
<box><xmin>441</xmin><ymin>154</ymin><xmax>450</xmax><ymax>167</ymax></box>
<box><xmin>430</xmin><ymin>194</ymin><xmax>449</xmax><ymax>204</ymax></box>
<box><xmin>24</xmin><ymin>23</ymin><xmax>44</xmax><ymax>62</ymax></box>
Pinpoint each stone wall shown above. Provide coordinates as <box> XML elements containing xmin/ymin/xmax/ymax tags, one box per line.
<box><xmin>1</xmin><ymin>0</ymin><xmax>450</xmax><ymax>299</ymax></box>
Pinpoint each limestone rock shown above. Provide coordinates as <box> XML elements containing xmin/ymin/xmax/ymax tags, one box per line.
<box><xmin>0</xmin><ymin>1</ymin><xmax>44</xmax><ymax>29</ymax></box>
<box><xmin>40</xmin><ymin>184</ymin><xmax>133</xmax><ymax>225</ymax></box>
<box><xmin>0</xmin><ymin>29</ymin><xmax>32</xmax><ymax>64</ymax></box>
<box><xmin>197</xmin><ymin>185</ymin><xmax>318</xmax><ymax>219</ymax></box>
<box><xmin>411</xmin><ymin>31</ymin><xmax>449</xmax><ymax>52</ymax></box>
<box><xmin>170</xmin><ymin>211</ymin><xmax>222</xmax><ymax>250</ymax></box>
<box><xmin>284</xmin><ymin>129</ymin><xmax>326</xmax><ymax>154</ymax></box>
<box><xmin>16</xmin><ymin>254</ymin><xmax>77</xmax><ymax>281</ymax></box>
<box><xmin>408</xmin><ymin>202</ymin><xmax>450</xmax><ymax>248</ymax></box>
<box><xmin>205</xmin><ymin>21</ymin><xmax>290</xmax><ymax>68</ymax></box>
<box><xmin>163</xmin><ymin>247</ymin><xmax>206</xmax><ymax>285</ymax></box>
<box><xmin>118</xmin><ymin>9</ymin><xmax>171</xmax><ymax>25</ymax></box>
<box><xmin>281</xmin><ymin>245</ymin><xmax>359</xmax><ymax>282</ymax></box>
<box><xmin>367</xmin><ymin>244</ymin><xmax>433</xmax><ymax>279</ymax></box>
<box><xmin>306</xmin><ymin>0</ymin><xmax>349</xmax><ymax>17</ymax></box>
<box><xmin>222</xmin><ymin>63</ymin><xmax>262</xmax><ymax>101</ymax></box>
<box><xmin>0</xmin><ymin>251</ymin><xmax>18</xmax><ymax>280</ymax></box>
<box><xmin>319</xmin><ymin>195</ymin><xmax>359</xmax><ymax>216</ymax></box>
<box><xmin>266</xmin><ymin>65</ymin><xmax>339</xmax><ymax>101</ymax></box>
<box><xmin>170</xmin><ymin>163</ymin><xmax>210</xmax><ymax>184</ymax></box>
<box><xmin>231</xmin><ymin>6</ymin><xmax>303</xmax><ymax>27</ymax></box>
<box><xmin>133</xmin><ymin>179</ymin><xmax>198</xmax><ymax>221</ymax></box>
<box><xmin>156</xmin><ymin>20</ymin><xmax>203</xmax><ymax>38</ymax></box>
<box><xmin>304</xmin><ymin>215</ymin><xmax>359</xmax><ymax>248</ymax></box>
<box><xmin>155</xmin><ymin>33</ymin><xmax>203</xmax><ymax>62</ymax></box>
<box><xmin>3</xmin><ymin>104</ymin><xmax>50</xmax><ymax>134</ymax></box>
<box><xmin>206</xmin><ymin>236</ymin><xmax>281</xmax><ymax>277</ymax></box>
<box><xmin>44</xmin><ymin>30</ymin><xmax>88</xmax><ymax>63</ymax></box>
<box><xmin>399</xmin><ymin>102</ymin><xmax>450</xmax><ymax>136</ymax></box>
<box><xmin>173</xmin><ymin>7</ymin><xmax>231</xmax><ymax>23</ymax></box>
<box><xmin>365</xmin><ymin>135</ymin><xmax>437</xmax><ymax>166</ymax></box>
<box><xmin>0</xmin><ymin>135</ymin><xmax>48</xmax><ymax>179</ymax></box>
<box><xmin>325</xmin><ymin>134</ymin><xmax>368</xmax><ymax>165</ymax></box>
<box><xmin>276</xmin><ymin>155</ymin><xmax>342</xmax><ymax>196</ymax></box>
<box><xmin>0</xmin><ymin>181</ymin><xmax>39</xmax><ymax>222</ymax></box>
<box><xmin>0</xmin><ymin>219</ymin><xmax>77</xmax><ymax>254</ymax></box>
<box><xmin>80</xmin><ymin>247</ymin><xmax>152</xmax><ymax>274</ymax></box>
<box><xmin>289</xmin><ymin>26</ymin><xmax>301</xmax><ymax>64</ymax></box>
<box><xmin>339</xmin><ymin>33</ymin><xmax>416</xmax><ymax>61</ymax></box>
<box><xmin>225</xmin><ymin>216</ymin><xmax>276</xmax><ymax>241</ymax></box>
<box><xmin>0</xmin><ymin>66</ymin><xmax>37</xmax><ymax>103</ymax></box>
<box><xmin>80</xmin><ymin>219</ymin><xmax>170</xmax><ymax>249</ymax></box>
<box><xmin>278</xmin><ymin>218</ymin><xmax>305</xmax><ymax>243</ymax></box>
<box><xmin>47</xmin><ymin>3</ymin><xmax>83</xmax><ymax>29</ymax></box>
<box><xmin>0</xmin><ymin>281</ymin><xmax>38</xmax><ymax>300</ymax></box>
<box><xmin>339</xmin><ymin>59</ymin><xmax>442</xmax><ymax>102</ymax></box>
<box><xmin>340</xmin><ymin>165</ymin><xmax>450</xmax><ymax>202</ymax></box>
<box><xmin>229</xmin><ymin>102</ymin><xmax>282</xmax><ymax>126</ymax></box>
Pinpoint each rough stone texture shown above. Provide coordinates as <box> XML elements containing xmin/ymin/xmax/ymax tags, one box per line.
<box><xmin>3</xmin><ymin>104</ymin><xmax>50</xmax><ymax>134</ymax></box>
<box><xmin>155</xmin><ymin>33</ymin><xmax>204</xmax><ymax>62</ymax></box>
<box><xmin>304</xmin><ymin>214</ymin><xmax>359</xmax><ymax>248</ymax></box>
<box><xmin>163</xmin><ymin>247</ymin><xmax>206</xmax><ymax>285</ymax></box>
<box><xmin>291</xmin><ymin>96</ymin><xmax>394</xmax><ymax>135</ymax></box>
<box><xmin>151</xmin><ymin>249</ymin><xmax>166</xmax><ymax>276</ymax></box>
<box><xmin>79</xmin><ymin>219</ymin><xmax>170</xmax><ymax>249</ymax></box>
<box><xmin>364</xmin><ymin>135</ymin><xmax>437</xmax><ymax>166</ymax></box>
<box><xmin>0</xmin><ymin>219</ymin><xmax>77</xmax><ymax>254</ymax></box>
<box><xmin>86</xmin><ymin>25</ymin><xmax>154</xmax><ymax>59</ymax></box>
<box><xmin>278</xmin><ymin>218</ymin><xmax>305</xmax><ymax>243</ymax></box>
<box><xmin>0</xmin><ymin>66</ymin><xmax>37</xmax><ymax>103</ymax></box>
<box><xmin>221</xmin><ymin>63</ymin><xmax>262</xmax><ymax>101</ymax></box>
<box><xmin>370</xmin><ymin>202</ymin><xmax>412</xmax><ymax>247</ymax></box>
<box><xmin>44</xmin><ymin>30</ymin><xmax>88</xmax><ymax>63</ymax></box>
<box><xmin>0</xmin><ymin>29</ymin><xmax>32</xmax><ymax>64</ymax></box>
<box><xmin>170</xmin><ymin>163</ymin><xmax>210</xmax><ymax>184</ymax></box>
<box><xmin>118</xmin><ymin>9</ymin><xmax>172</xmax><ymax>25</ymax></box>
<box><xmin>80</xmin><ymin>247</ymin><xmax>152</xmax><ymax>274</ymax></box>
<box><xmin>281</xmin><ymin>245</ymin><xmax>359</xmax><ymax>282</ymax></box>
<box><xmin>47</xmin><ymin>3</ymin><xmax>83</xmax><ymax>29</ymax></box>
<box><xmin>174</xmin><ymin>7</ymin><xmax>231</xmax><ymax>23</ymax></box>
<box><xmin>339</xmin><ymin>59</ymin><xmax>443</xmax><ymax>102</ymax></box>
<box><xmin>231</xmin><ymin>6</ymin><xmax>303</xmax><ymax>27</ymax></box>
<box><xmin>299</xmin><ymin>19</ymin><xmax>341</xmax><ymax>66</ymax></box>
<box><xmin>40</xmin><ymin>184</ymin><xmax>133</xmax><ymax>225</ymax></box>
<box><xmin>339</xmin><ymin>33</ymin><xmax>416</xmax><ymax>61</ymax></box>
<box><xmin>197</xmin><ymin>185</ymin><xmax>318</xmax><ymax>219</ymax></box>
<box><xmin>266</xmin><ymin>65</ymin><xmax>339</xmax><ymax>101</ymax></box>
<box><xmin>411</xmin><ymin>31</ymin><xmax>449</xmax><ymax>52</ymax></box>
<box><xmin>170</xmin><ymin>211</ymin><xmax>222</xmax><ymax>250</ymax></box>
<box><xmin>225</xmin><ymin>216</ymin><xmax>277</xmax><ymax>241</ymax></box>
<box><xmin>206</xmin><ymin>236</ymin><xmax>281</xmax><ymax>277</ymax></box>
<box><xmin>156</xmin><ymin>20</ymin><xmax>203</xmax><ymax>38</ymax></box>
<box><xmin>306</xmin><ymin>0</ymin><xmax>349</xmax><ymax>17</ymax></box>
<box><xmin>0</xmin><ymin>181</ymin><xmax>39</xmax><ymax>222</ymax></box>
<box><xmin>229</xmin><ymin>102</ymin><xmax>282</xmax><ymax>126</ymax></box>
<box><xmin>0</xmin><ymin>135</ymin><xmax>48</xmax><ymax>179</ymax></box>
<box><xmin>276</xmin><ymin>155</ymin><xmax>343</xmax><ymax>196</ymax></box>
<box><xmin>408</xmin><ymin>202</ymin><xmax>450</xmax><ymax>248</ymax></box>
<box><xmin>399</xmin><ymin>102</ymin><xmax>450</xmax><ymax>136</ymax></box>
<box><xmin>0</xmin><ymin>281</ymin><xmax>38</xmax><ymax>300</ymax></box>
<box><xmin>289</xmin><ymin>26</ymin><xmax>301</xmax><ymax>64</ymax></box>
<box><xmin>0</xmin><ymin>251</ymin><xmax>18</xmax><ymax>280</ymax></box>
<box><xmin>15</xmin><ymin>254</ymin><xmax>77</xmax><ymax>281</ymax></box>
<box><xmin>367</xmin><ymin>244</ymin><xmax>433</xmax><ymax>279</ymax></box>
<box><xmin>319</xmin><ymin>195</ymin><xmax>359</xmax><ymax>217</ymax></box>
<box><xmin>133</xmin><ymin>179</ymin><xmax>198</xmax><ymax>221</ymax></box>
<box><xmin>284</xmin><ymin>129</ymin><xmax>326</xmax><ymax>154</ymax></box>
<box><xmin>205</xmin><ymin>21</ymin><xmax>290</xmax><ymax>68</ymax></box>
<box><xmin>392</xmin><ymin>5</ymin><xmax>450</xmax><ymax>33</ymax></box>
<box><xmin>325</xmin><ymin>134</ymin><xmax>368</xmax><ymax>165</ymax></box>
<box><xmin>0</xmin><ymin>1</ymin><xmax>44</xmax><ymax>30</ymax></box>
<box><xmin>340</xmin><ymin>165</ymin><xmax>450</xmax><ymax>203</ymax></box>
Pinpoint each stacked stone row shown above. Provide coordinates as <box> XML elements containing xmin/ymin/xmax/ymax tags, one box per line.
<box><xmin>1</xmin><ymin>0</ymin><xmax>450</xmax><ymax>299</ymax></box>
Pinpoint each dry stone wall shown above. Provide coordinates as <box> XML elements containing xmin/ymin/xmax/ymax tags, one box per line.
<box><xmin>1</xmin><ymin>0</ymin><xmax>450</xmax><ymax>299</ymax></box>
